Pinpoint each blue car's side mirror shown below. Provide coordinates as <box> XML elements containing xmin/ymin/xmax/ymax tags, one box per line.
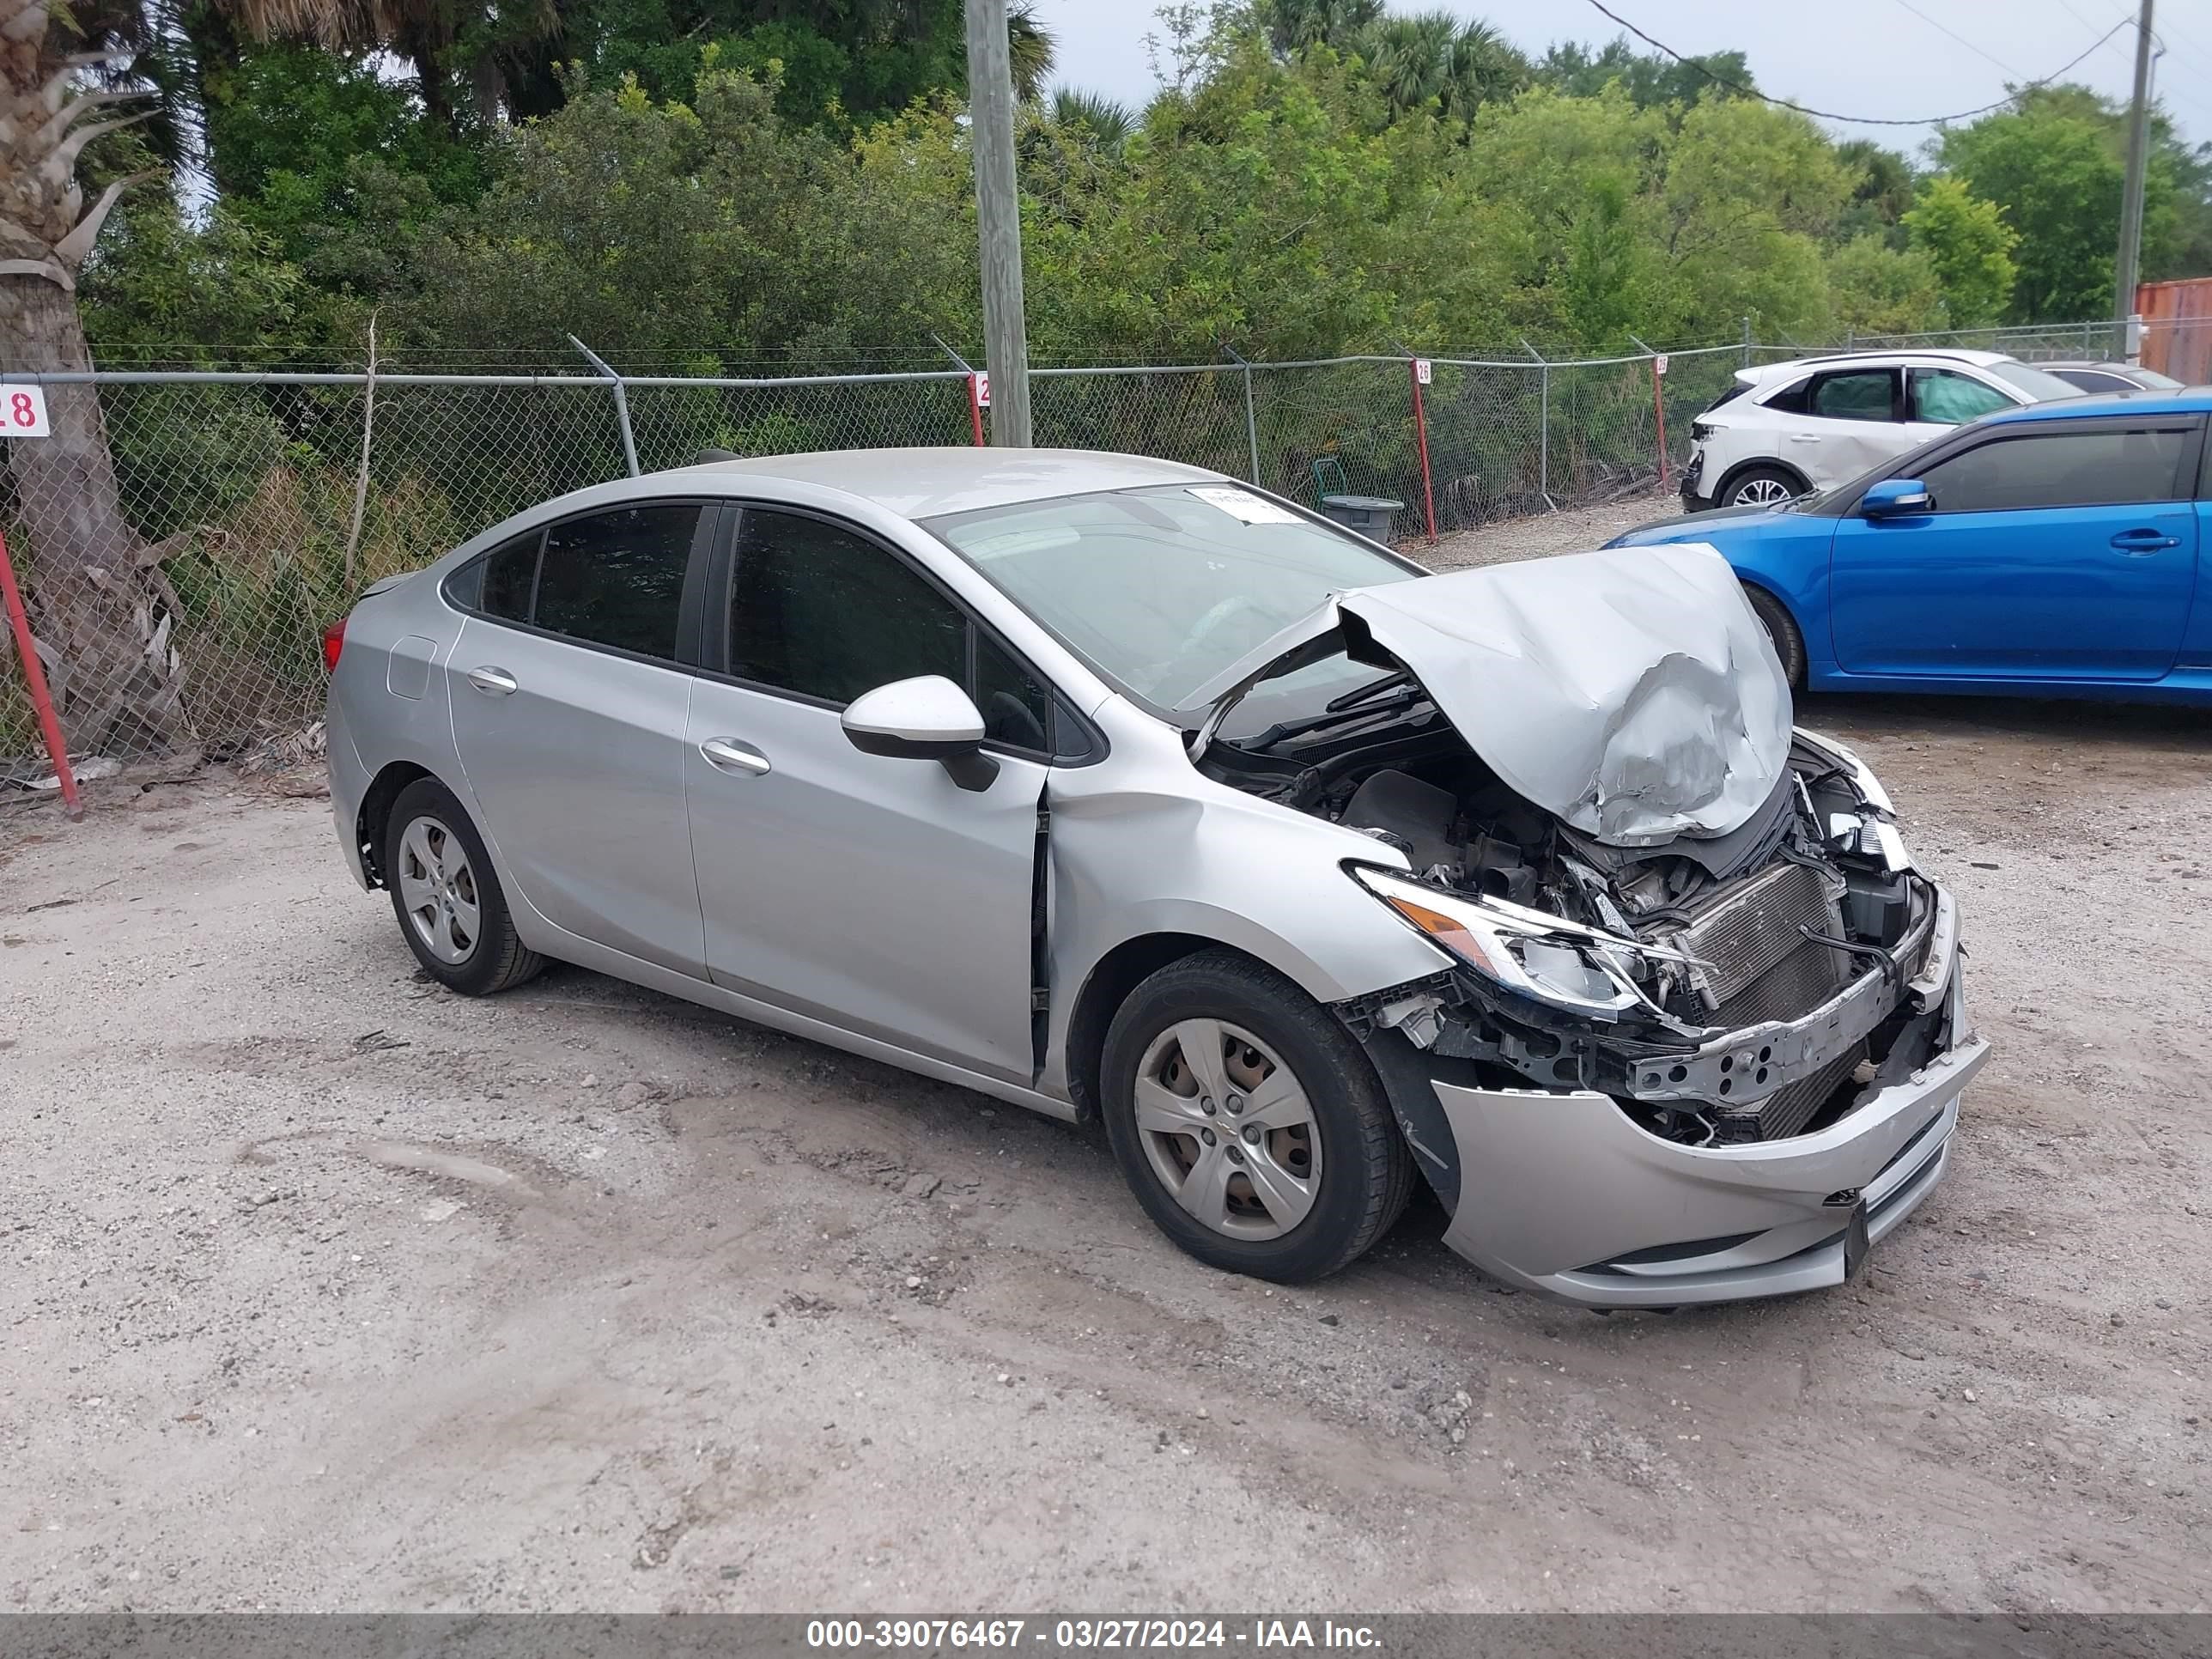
<box><xmin>1863</xmin><ymin>477</ymin><xmax>1933</xmax><ymax>519</ymax></box>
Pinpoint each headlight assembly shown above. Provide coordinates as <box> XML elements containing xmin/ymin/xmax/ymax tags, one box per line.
<box><xmin>1351</xmin><ymin>866</ymin><xmax>1701</xmax><ymax>1022</ymax></box>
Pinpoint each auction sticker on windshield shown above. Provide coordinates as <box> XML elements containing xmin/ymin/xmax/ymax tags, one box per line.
<box><xmin>1187</xmin><ymin>485</ymin><xmax>1300</xmax><ymax>525</ymax></box>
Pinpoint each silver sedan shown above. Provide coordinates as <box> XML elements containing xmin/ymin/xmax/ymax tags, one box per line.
<box><xmin>325</xmin><ymin>448</ymin><xmax>1983</xmax><ymax>1305</ymax></box>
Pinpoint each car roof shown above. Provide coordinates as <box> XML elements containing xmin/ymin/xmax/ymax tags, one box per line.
<box><xmin>1743</xmin><ymin>347</ymin><xmax>2017</xmax><ymax>381</ymax></box>
<box><xmin>659</xmin><ymin>446</ymin><xmax>1227</xmax><ymax>519</ymax></box>
<box><xmin>1978</xmin><ymin>386</ymin><xmax>2212</xmax><ymax>423</ymax></box>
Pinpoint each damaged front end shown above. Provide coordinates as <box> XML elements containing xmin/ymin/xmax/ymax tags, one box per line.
<box><xmin>1189</xmin><ymin>546</ymin><xmax>1984</xmax><ymax>1305</ymax></box>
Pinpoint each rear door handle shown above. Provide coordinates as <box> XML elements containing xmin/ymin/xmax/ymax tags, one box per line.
<box><xmin>2110</xmin><ymin>529</ymin><xmax>2179</xmax><ymax>553</ymax></box>
<box><xmin>466</xmin><ymin>665</ymin><xmax>518</xmax><ymax>696</ymax></box>
<box><xmin>700</xmin><ymin>737</ymin><xmax>771</xmax><ymax>776</ymax></box>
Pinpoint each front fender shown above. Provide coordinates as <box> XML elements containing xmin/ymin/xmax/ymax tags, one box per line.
<box><xmin>1041</xmin><ymin>705</ymin><xmax>1452</xmax><ymax>1096</ymax></box>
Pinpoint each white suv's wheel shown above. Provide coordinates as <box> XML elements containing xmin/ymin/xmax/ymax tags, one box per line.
<box><xmin>1723</xmin><ymin>465</ymin><xmax>1803</xmax><ymax>507</ymax></box>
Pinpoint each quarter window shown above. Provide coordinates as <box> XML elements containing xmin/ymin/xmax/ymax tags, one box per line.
<box><xmin>533</xmin><ymin>504</ymin><xmax>701</xmax><ymax>659</ymax></box>
<box><xmin>477</xmin><ymin>531</ymin><xmax>540</xmax><ymax>623</ymax></box>
<box><xmin>1917</xmin><ymin>428</ymin><xmax>2191</xmax><ymax>513</ymax></box>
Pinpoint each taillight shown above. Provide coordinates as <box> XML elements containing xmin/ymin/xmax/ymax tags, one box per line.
<box><xmin>321</xmin><ymin>616</ymin><xmax>347</xmax><ymax>673</ymax></box>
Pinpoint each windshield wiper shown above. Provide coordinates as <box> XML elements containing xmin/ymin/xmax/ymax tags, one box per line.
<box><xmin>1325</xmin><ymin>669</ymin><xmax>1412</xmax><ymax>712</ymax></box>
<box><xmin>1243</xmin><ymin>684</ymin><xmax>1430</xmax><ymax>748</ymax></box>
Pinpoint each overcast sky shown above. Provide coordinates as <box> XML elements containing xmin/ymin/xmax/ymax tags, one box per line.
<box><xmin>1026</xmin><ymin>0</ymin><xmax>2212</xmax><ymax>156</ymax></box>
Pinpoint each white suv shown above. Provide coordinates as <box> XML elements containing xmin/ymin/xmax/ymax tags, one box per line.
<box><xmin>1681</xmin><ymin>349</ymin><xmax>2085</xmax><ymax>510</ymax></box>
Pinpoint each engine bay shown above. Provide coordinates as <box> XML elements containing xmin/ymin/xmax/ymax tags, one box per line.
<box><xmin>1201</xmin><ymin>685</ymin><xmax>1951</xmax><ymax>1146</ymax></box>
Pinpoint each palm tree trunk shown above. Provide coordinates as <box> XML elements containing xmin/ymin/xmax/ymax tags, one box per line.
<box><xmin>0</xmin><ymin>272</ymin><xmax>192</xmax><ymax>753</ymax></box>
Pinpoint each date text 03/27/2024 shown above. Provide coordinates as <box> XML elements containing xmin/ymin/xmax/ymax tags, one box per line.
<box><xmin>804</xmin><ymin>1620</ymin><xmax>1382</xmax><ymax>1651</ymax></box>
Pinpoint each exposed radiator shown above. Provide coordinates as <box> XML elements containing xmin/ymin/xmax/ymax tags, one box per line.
<box><xmin>1668</xmin><ymin>860</ymin><xmax>1862</xmax><ymax>1143</ymax></box>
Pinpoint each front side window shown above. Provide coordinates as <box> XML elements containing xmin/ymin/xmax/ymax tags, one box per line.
<box><xmin>926</xmin><ymin>484</ymin><xmax>1415</xmax><ymax>712</ymax></box>
<box><xmin>1911</xmin><ymin>368</ymin><xmax>2013</xmax><ymax>426</ymax></box>
<box><xmin>1917</xmin><ymin>427</ymin><xmax>2191</xmax><ymax>514</ymax></box>
<box><xmin>1809</xmin><ymin>369</ymin><xmax>1899</xmax><ymax>422</ymax></box>
<box><xmin>533</xmin><ymin>504</ymin><xmax>701</xmax><ymax>659</ymax></box>
<box><xmin>729</xmin><ymin>508</ymin><xmax>966</xmax><ymax>704</ymax></box>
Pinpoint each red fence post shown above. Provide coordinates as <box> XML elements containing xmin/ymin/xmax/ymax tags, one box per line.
<box><xmin>966</xmin><ymin>373</ymin><xmax>988</xmax><ymax>447</ymax></box>
<box><xmin>1408</xmin><ymin>357</ymin><xmax>1437</xmax><ymax>544</ymax></box>
<box><xmin>0</xmin><ymin>526</ymin><xmax>82</xmax><ymax>820</ymax></box>
<box><xmin>1650</xmin><ymin>354</ymin><xmax>1670</xmax><ymax>489</ymax></box>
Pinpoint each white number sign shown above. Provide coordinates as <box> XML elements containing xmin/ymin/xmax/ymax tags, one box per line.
<box><xmin>1</xmin><ymin>384</ymin><xmax>51</xmax><ymax>437</ymax></box>
<box><xmin>972</xmin><ymin>371</ymin><xmax>991</xmax><ymax>409</ymax></box>
<box><xmin>1653</xmin><ymin>354</ymin><xmax>1669</xmax><ymax>376</ymax></box>
<box><xmin>1413</xmin><ymin>358</ymin><xmax>1432</xmax><ymax>385</ymax></box>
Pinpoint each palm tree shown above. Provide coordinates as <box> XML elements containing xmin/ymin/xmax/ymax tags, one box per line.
<box><xmin>1262</xmin><ymin>0</ymin><xmax>1382</xmax><ymax>55</ymax></box>
<box><xmin>0</xmin><ymin>0</ymin><xmax>198</xmax><ymax>750</ymax></box>
<box><xmin>1049</xmin><ymin>86</ymin><xmax>1134</xmax><ymax>152</ymax></box>
<box><xmin>1355</xmin><ymin>9</ymin><xmax>1455</xmax><ymax>118</ymax></box>
<box><xmin>1443</xmin><ymin>19</ymin><xmax>1528</xmax><ymax>118</ymax></box>
<box><xmin>1006</xmin><ymin>2</ymin><xmax>1055</xmax><ymax>102</ymax></box>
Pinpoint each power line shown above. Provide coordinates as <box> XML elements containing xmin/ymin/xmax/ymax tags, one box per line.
<box><xmin>1581</xmin><ymin>0</ymin><xmax>2132</xmax><ymax>127</ymax></box>
<box><xmin>1889</xmin><ymin>0</ymin><xmax>2022</xmax><ymax>77</ymax></box>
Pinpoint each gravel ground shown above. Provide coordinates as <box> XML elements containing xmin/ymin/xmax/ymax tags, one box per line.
<box><xmin>3</xmin><ymin>503</ymin><xmax>2208</xmax><ymax>1613</ymax></box>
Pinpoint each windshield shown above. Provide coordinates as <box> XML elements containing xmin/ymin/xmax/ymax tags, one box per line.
<box><xmin>925</xmin><ymin>483</ymin><xmax>1417</xmax><ymax>713</ymax></box>
<box><xmin>1985</xmin><ymin>361</ymin><xmax>2089</xmax><ymax>403</ymax></box>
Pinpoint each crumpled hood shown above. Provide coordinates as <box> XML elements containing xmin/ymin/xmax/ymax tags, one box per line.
<box><xmin>1190</xmin><ymin>543</ymin><xmax>1793</xmax><ymax>846</ymax></box>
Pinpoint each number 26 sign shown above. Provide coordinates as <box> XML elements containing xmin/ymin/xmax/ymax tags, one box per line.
<box><xmin>2</xmin><ymin>384</ymin><xmax>52</xmax><ymax>437</ymax></box>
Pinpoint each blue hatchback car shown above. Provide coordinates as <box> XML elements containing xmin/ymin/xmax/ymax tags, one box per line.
<box><xmin>1605</xmin><ymin>391</ymin><xmax>2212</xmax><ymax>705</ymax></box>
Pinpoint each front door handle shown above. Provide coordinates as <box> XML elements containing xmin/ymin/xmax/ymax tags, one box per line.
<box><xmin>466</xmin><ymin>665</ymin><xmax>518</xmax><ymax>696</ymax></box>
<box><xmin>2110</xmin><ymin>529</ymin><xmax>2180</xmax><ymax>553</ymax></box>
<box><xmin>700</xmin><ymin>737</ymin><xmax>771</xmax><ymax>776</ymax></box>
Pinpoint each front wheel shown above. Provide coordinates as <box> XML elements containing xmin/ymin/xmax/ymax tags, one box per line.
<box><xmin>1100</xmin><ymin>949</ymin><xmax>1412</xmax><ymax>1283</ymax></box>
<box><xmin>1722</xmin><ymin>465</ymin><xmax>1804</xmax><ymax>508</ymax></box>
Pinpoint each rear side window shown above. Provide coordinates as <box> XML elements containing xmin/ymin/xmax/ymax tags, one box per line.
<box><xmin>472</xmin><ymin>531</ymin><xmax>539</xmax><ymax>621</ymax></box>
<box><xmin>1808</xmin><ymin>369</ymin><xmax>1898</xmax><ymax>422</ymax></box>
<box><xmin>533</xmin><ymin>504</ymin><xmax>702</xmax><ymax>659</ymax></box>
<box><xmin>728</xmin><ymin>508</ymin><xmax>966</xmax><ymax>703</ymax></box>
<box><xmin>1918</xmin><ymin>427</ymin><xmax>2192</xmax><ymax>513</ymax></box>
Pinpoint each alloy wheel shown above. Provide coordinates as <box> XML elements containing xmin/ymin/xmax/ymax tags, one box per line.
<box><xmin>1732</xmin><ymin>475</ymin><xmax>1796</xmax><ymax>507</ymax></box>
<box><xmin>395</xmin><ymin>814</ymin><xmax>482</xmax><ymax>966</ymax></box>
<box><xmin>1133</xmin><ymin>1018</ymin><xmax>1321</xmax><ymax>1240</ymax></box>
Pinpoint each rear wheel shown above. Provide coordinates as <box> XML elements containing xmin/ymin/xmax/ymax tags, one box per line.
<box><xmin>1101</xmin><ymin>949</ymin><xmax>1412</xmax><ymax>1283</ymax></box>
<box><xmin>383</xmin><ymin>777</ymin><xmax>544</xmax><ymax>996</ymax></box>
<box><xmin>1742</xmin><ymin>583</ymin><xmax>1808</xmax><ymax>689</ymax></box>
<box><xmin>1722</xmin><ymin>465</ymin><xmax>1804</xmax><ymax>508</ymax></box>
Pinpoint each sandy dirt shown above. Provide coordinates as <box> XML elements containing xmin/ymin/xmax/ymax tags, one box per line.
<box><xmin>3</xmin><ymin>507</ymin><xmax>2208</xmax><ymax>1613</ymax></box>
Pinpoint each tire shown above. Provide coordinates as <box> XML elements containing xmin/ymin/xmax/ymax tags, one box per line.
<box><xmin>1742</xmin><ymin>583</ymin><xmax>1808</xmax><ymax>689</ymax></box>
<box><xmin>1100</xmin><ymin>949</ymin><xmax>1413</xmax><ymax>1284</ymax></box>
<box><xmin>382</xmin><ymin>776</ymin><xmax>544</xmax><ymax>996</ymax></box>
<box><xmin>1721</xmin><ymin>465</ymin><xmax>1805</xmax><ymax>509</ymax></box>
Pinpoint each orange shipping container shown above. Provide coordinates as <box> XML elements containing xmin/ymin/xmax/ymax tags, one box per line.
<box><xmin>2136</xmin><ymin>277</ymin><xmax>2212</xmax><ymax>383</ymax></box>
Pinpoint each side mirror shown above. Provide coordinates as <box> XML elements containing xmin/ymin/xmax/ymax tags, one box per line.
<box><xmin>842</xmin><ymin>675</ymin><xmax>999</xmax><ymax>793</ymax></box>
<box><xmin>1862</xmin><ymin>477</ymin><xmax>1933</xmax><ymax>519</ymax></box>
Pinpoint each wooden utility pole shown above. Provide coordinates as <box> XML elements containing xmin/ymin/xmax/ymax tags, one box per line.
<box><xmin>2114</xmin><ymin>0</ymin><xmax>2156</xmax><ymax>329</ymax></box>
<box><xmin>964</xmin><ymin>0</ymin><xmax>1032</xmax><ymax>446</ymax></box>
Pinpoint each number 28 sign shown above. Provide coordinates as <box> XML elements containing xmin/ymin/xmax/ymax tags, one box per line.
<box><xmin>2</xmin><ymin>385</ymin><xmax>52</xmax><ymax>437</ymax></box>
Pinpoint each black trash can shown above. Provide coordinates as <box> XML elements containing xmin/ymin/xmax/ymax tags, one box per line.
<box><xmin>1319</xmin><ymin>492</ymin><xmax>1403</xmax><ymax>540</ymax></box>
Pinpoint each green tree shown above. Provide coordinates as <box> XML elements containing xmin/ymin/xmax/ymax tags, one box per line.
<box><xmin>1902</xmin><ymin>175</ymin><xmax>2017</xmax><ymax>326</ymax></box>
<box><xmin>1826</xmin><ymin>236</ymin><xmax>1944</xmax><ymax>334</ymax></box>
<box><xmin>1935</xmin><ymin>86</ymin><xmax>2188</xmax><ymax>321</ymax></box>
<box><xmin>1537</xmin><ymin>36</ymin><xmax>1757</xmax><ymax>112</ymax></box>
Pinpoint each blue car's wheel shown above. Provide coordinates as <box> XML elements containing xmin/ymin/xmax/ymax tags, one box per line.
<box><xmin>1742</xmin><ymin>584</ymin><xmax>1807</xmax><ymax>689</ymax></box>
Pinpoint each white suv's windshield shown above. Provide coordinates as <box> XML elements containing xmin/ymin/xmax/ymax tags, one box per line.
<box><xmin>926</xmin><ymin>484</ymin><xmax>1415</xmax><ymax>712</ymax></box>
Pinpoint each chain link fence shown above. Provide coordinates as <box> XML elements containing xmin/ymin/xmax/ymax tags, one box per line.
<box><xmin>4</xmin><ymin>316</ymin><xmax>2204</xmax><ymax>780</ymax></box>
